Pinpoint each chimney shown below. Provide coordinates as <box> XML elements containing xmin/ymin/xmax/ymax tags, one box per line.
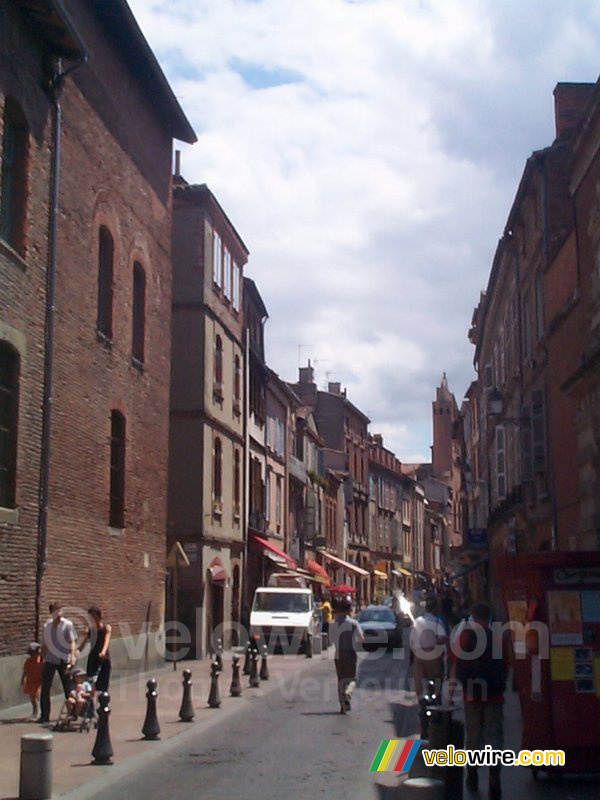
<box><xmin>328</xmin><ymin>382</ymin><xmax>341</xmax><ymax>395</ymax></box>
<box><xmin>553</xmin><ymin>82</ymin><xmax>595</xmax><ymax>140</ymax></box>
<box><xmin>299</xmin><ymin>360</ymin><xmax>314</xmax><ymax>386</ymax></box>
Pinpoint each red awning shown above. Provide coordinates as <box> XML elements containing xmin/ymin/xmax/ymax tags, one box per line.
<box><xmin>307</xmin><ymin>559</ymin><xmax>329</xmax><ymax>583</ymax></box>
<box><xmin>208</xmin><ymin>556</ymin><xmax>228</xmax><ymax>583</ymax></box>
<box><xmin>252</xmin><ymin>534</ymin><xmax>296</xmax><ymax>567</ymax></box>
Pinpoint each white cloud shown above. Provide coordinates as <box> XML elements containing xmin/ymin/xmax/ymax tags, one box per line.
<box><xmin>129</xmin><ymin>0</ymin><xmax>600</xmax><ymax>459</ymax></box>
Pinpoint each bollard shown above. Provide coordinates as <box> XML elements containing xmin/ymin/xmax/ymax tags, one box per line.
<box><xmin>91</xmin><ymin>691</ymin><xmax>114</xmax><ymax>765</ymax></box>
<box><xmin>242</xmin><ymin>641</ymin><xmax>252</xmax><ymax>675</ymax></box>
<box><xmin>208</xmin><ymin>660</ymin><xmax>222</xmax><ymax>708</ymax></box>
<box><xmin>230</xmin><ymin>655</ymin><xmax>242</xmax><ymax>697</ymax></box>
<box><xmin>259</xmin><ymin>644</ymin><xmax>269</xmax><ymax>680</ymax></box>
<box><xmin>249</xmin><ymin>649</ymin><xmax>260</xmax><ymax>688</ymax></box>
<box><xmin>142</xmin><ymin>678</ymin><xmax>161</xmax><ymax>740</ymax></box>
<box><xmin>399</xmin><ymin>777</ymin><xmax>445</xmax><ymax>800</ymax></box>
<box><xmin>427</xmin><ymin>705</ymin><xmax>463</xmax><ymax>800</ymax></box>
<box><xmin>19</xmin><ymin>733</ymin><xmax>53</xmax><ymax>800</ymax></box>
<box><xmin>179</xmin><ymin>669</ymin><xmax>195</xmax><ymax>722</ymax></box>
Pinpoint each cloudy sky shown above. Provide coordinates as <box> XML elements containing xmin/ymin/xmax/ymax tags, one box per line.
<box><xmin>129</xmin><ymin>0</ymin><xmax>600</xmax><ymax>461</ymax></box>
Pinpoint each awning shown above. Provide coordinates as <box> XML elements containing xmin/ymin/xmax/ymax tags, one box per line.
<box><xmin>318</xmin><ymin>550</ymin><xmax>369</xmax><ymax>577</ymax></box>
<box><xmin>307</xmin><ymin>559</ymin><xmax>330</xmax><ymax>582</ymax></box>
<box><xmin>208</xmin><ymin>557</ymin><xmax>228</xmax><ymax>583</ymax></box>
<box><xmin>373</xmin><ymin>569</ymin><xmax>388</xmax><ymax>579</ymax></box>
<box><xmin>393</xmin><ymin>564</ymin><xmax>412</xmax><ymax>577</ymax></box>
<box><xmin>449</xmin><ymin>556</ymin><xmax>489</xmax><ymax>580</ymax></box>
<box><xmin>252</xmin><ymin>534</ymin><xmax>296</xmax><ymax>567</ymax></box>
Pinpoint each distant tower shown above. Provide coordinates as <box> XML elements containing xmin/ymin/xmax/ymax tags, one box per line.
<box><xmin>432</xmin><ymin>373</ymin><xmax>456</xmax><ymax>479</ymax></box>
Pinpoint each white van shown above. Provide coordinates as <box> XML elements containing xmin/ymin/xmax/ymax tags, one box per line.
<box><xmin>250</xmin><ymin>586</ymin><xmax>320</xmax><ymax>656</ymax></box>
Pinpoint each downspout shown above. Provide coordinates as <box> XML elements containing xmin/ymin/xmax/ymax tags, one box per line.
<box><xmin>36</xmin><ymin>54</ymin><xmax>86</xmax><ymax>638</ymax></box>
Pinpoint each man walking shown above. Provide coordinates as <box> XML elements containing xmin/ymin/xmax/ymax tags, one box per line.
<box><xmin>39</xmin><ymin>602</ymin><xmax>76</xmax><ymax>723</ymax></box>
<box><xmin>329</xmin><ymin>597</ymin><xmax>363</xmax><ymax>713</ymax></box>
<box><xmin>410</xmin><ymin>595</ymin><xmax>447</xmax><ymax>701</ymax></box>
<box><xmin>454</xmin><ymin>602</ymin><xmax>506</xmax><ymax>800</ymax></box>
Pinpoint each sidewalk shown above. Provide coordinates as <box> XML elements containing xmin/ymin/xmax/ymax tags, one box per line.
<box><xmin>0</xmin><ymin>651</ymin><xmax>321</xmax><ymax>800</ymax></box>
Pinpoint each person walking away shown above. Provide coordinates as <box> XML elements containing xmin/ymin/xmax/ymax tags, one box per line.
<box><xmin>79</xmin><ymin>606</ymin><xmax>112</xmax><ymax>692</ymax></box>
<box><xmin>329</xmin><ymin>597</ymin><xmax>364</xmax><ymax>713</ymax></box>
<box><xmin>454</xmin><ymin>602</ymin><xmax>506</xmax><ymax>800</ymax></box>
<box><xmin>39</xmin><ymin>603</ymin><xmax>76</xmax><ymax>723</ymax></box>
<box><xmin>21</xmin><ymin>642</ymin><xmax>43</xmax><ymax>721</ymax></box>
<box><xmin>410</xmin><ymin>595</ymin><xmax>447</xmax><ymax>704</ymax></box>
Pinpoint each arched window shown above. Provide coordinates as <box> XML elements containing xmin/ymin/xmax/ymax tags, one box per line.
<box><xmin>109</xmin><ymin>410</ymin><xmax>126</xmax><ymax>527</ymax></box>
<box><xmin>0</xmin><ymin>342</ymin><xmax>19</xmax><ymax>508</ymax></box>
<box><xmin>214</xmin><ymin>335</ymin><xmax>223</xmax><ymax>399</ymax></box>
<box><xmin>132</xmin><ymin>261</ymin><xmax>146</xmax><ymax>364</ymax></box>
<box><xmin>233</xmin><ymin>354</ymin><xmax>241</xmax><ymax>413</ymax></box>
<box><xmin>0</xmin><ymin>98</ymin><xmax>28</xmax><ymax>254</ymax></box>
<box><xmin>97</xmin><ymin>226</ymin><xmax>114</xmax><ymax>339</ymax></box>
<box><xmin>213</xmin><ymin>437</ymin><xmax>222</xmax><ymax>504</ymax></box>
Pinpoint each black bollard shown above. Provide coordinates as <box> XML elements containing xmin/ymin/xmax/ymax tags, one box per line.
<box><xmin>208</xmin><ymin>661</ymin><xmax>222</xmax><ymax>708</ymax></box>
<box><xmin>242</xmin><ymin>641</ymin><xmax>252</xmax><ymax>675</ymax></box>
<box><xmin>215</xmin><ymin>638</ymin><xmax>224</xmax><ymax>673</ymax></box>
<box><xmin>249</xmin><ymin>650</ymin><xmax>260</xmax><ymax>688</ymax></box>
<box><xmin>142</xmin><ymin>678</ymin><xmax>161</xmax><ymax>740</ymax></box>
<box><xmin>230</xmin><ymin>655</ymin><xmax>242</xmax><ymax>697</ymax></box>
<box><xmin>91</xmin><ymin>691</ymin><xmax>114</xmax><ymax>765</ymax></box>
<box><xmin>259</xmin><ymin>644</ymin><xmax>269</xmax><ymax>681</ymax></box>
<box><xmin>179</xmin><ymin>669</ymin><xmax>195</xmax><ymax>722</ymax></box>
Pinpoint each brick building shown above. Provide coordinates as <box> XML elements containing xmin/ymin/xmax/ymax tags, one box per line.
<box><xmin>0</xmin><ymin>0</ymin><xmax>194</xmax><ymax>705</ymax></box>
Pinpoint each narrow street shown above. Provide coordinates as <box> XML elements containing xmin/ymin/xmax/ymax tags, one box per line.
<box><xmin>78</xmin><ymin>646</ymin><xmax>414</xmax><ymax>800</ymax></box>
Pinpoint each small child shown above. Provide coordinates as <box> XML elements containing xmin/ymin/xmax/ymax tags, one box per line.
<box><xmin>21</xmin><ymin>642</ymin><xmax>42</xmax><ymax>721</ymax></box>
<box><xmin>67</xmin><ymin>669</ymin><xmax>92</xmax><ymax>718</ymax></box>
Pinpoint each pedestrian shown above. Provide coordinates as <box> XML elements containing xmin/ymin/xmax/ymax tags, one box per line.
<box><xmin>79</xmin><ymin>606</ymin><xmax>112</xmax><ymax>692</ymax></box>
<box><xmin>321</xmin><ymin>594</ymin><xmax>333</xmax><ymax>641</ymax></box>
<box><xmin>452</xmin><ymin>602</ymin><xmax>506</xmax><ymax>800</ymax></box>
<box><xmin>39</xmin><ymin>602</ymin><xmax>76</xmax><ymax>723</ymax></box>
<box><xmin>410</xmin><ymin>594</ymin><xmax>448</xmax><ymax>706</ymax></box>
<box><xmin>329</xmin><ymin>597</ymin><xmax>364</xmax><ymax>713</ymax></box>
<box><xmin>21</xmin><ymin>642</ymin><xmax>43</xmax><ymax>721</ymax></box>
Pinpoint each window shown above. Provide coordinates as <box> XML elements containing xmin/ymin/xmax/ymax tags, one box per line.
<box><xmin>0</xmin><ymin>342</ymin><xmax>19</xmax><ymax>508</ymax></box>
<box><xmin>233</xmin><ymin>355</ymin><xmax>241</xmax><ymax>413</ymax></box>
<box><xmin>265</xmin><ymin>469</ymin><xmax>270</xmax><ymax>521</ymax></box>
<box><xmin>532</xmin><ymin>389</ymin><xmax>546</xmax><ymax>474</ymax></box>
<box><xmin>132</xmin><ymin>262</ymin><xmax>146</xmax><ymax>365</ymax></box>
<box><xmin>213</xmin><ymin>437</ymin><xmax>222</xmax><ymax>505</ymax></box>
<box><xmin>223</xmin><ymin>248</ymin><xmax>232</xmax><ymax>300</ymax></box>
<box><xmin>522</xmin><ymin>290</ymin><xmax>531</xmax><ymax>360</ymax></box>
<box><xmin>214</xmin><ymin>335</ymin><xmax>223</xmax><ymax>400</ymax></box>
<box><xmin>535</xmin><ymin>271</ymin><xmax>544</xmax><ymax>341</ymax></box>
<box><xmin>213</xmin><ymin>231</ymin><xmax>222</xmax><ymax>287</ymax></box>
<box><xmin>496</xmin><ymin>425</ymin><xmax>506</xmax><ymax>502</ymax></box>
<box><xmin>232</xmin><ymin>262</ymin><xmax>241</xmax><ymax>311</ymax></box>
<box><xmin>0</xmin><ymin>99</ymin><xmax>28</xmax><ymax>254</ymax></box>
<box><xmin>233</xmin><ymin>449</ymin><xmax>240</xmax><ymax>515</ymax></box>
<box><xmin>109</xmin><ymin>411</ymin><xmax>126</xmax><ymax>527</ymax></box>
<box><xmin>97</xmin><ymin>226</ymin><xmax>114</xmax><ymax>339</ymax></box>
<box><xmin>276</xmin><ymin>476</ymin><xmax>282</xmax><ymax>528</ymax></box>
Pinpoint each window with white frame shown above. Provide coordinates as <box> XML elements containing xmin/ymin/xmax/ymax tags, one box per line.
<box><xmin>213</xmin><ymin>231</ymin><xmax>222</xmax><ymax>287</ymax></box>
<box><xmin>223</xmin><ymin>247</ymin><xmax>232</xmax><ymax>300</ymax></box>
<box><xmin>276</xmin><ymin>475</ymin><xmax>282</xmax><ymax>528</ymax></box>
<box><xmin>232</xmin><ymin>262</ymin><xmax>240</xmax><ymax>311</ymax></box>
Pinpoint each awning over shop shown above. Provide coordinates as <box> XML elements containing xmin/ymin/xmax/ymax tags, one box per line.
<box><xmin>208</xmin><ymin>557</ymin><xmax>228</xmax><ymax>583</ymax></box>
<box><xmin>307</xmin><ymin>559</ymin><xmax>330</xmax><ymax>583</ymax></box>
<box><xmin>393</xmin><ymin>563</ymin><xmax>412</xmax><ymax>577</ymax></box>
<box><xmin>449</xmin><ymin>556</ymin><xmax>488</xmax><ymax>580</ymax></box>
<box><xmin>252</xmin><ymin>534</ymin><xmax>297</xmax><ymax>567</ymax></box>
<box><xmin>373</xmin><ymin>569</ymin><xmax>388</xmax><ymax>579</ymax></box>
<box><xmin>318</xmin><ymin>550</ymin><xmax>369</xmax><ymax>577</ymax></box>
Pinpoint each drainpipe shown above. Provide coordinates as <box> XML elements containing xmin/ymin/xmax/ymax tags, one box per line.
<box><xmin>36</xmin><ymin>54</ymin><xmax>86</xmax><ymax>638</ymax></box>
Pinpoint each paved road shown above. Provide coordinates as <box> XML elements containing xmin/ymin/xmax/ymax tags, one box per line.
<box><xmin>81</xmin><ymin>646</ymin><xmax>413</xmax><ymax>800</ymax></box>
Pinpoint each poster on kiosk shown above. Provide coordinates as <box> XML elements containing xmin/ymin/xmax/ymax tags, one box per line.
<box><xmin>497</xmin><ymin>552</ymin><xmax>600</xmax><ymax>776</ymax></box>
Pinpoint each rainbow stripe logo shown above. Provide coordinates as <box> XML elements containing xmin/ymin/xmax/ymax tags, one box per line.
<box><xmin>369</xmin><ymin>739</ymin><xmax>422</xmax><ymax>772</ymax></box>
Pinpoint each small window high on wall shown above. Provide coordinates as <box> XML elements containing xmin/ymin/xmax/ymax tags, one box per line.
<box><xmin>132</xmin><ymin>261</ymin><xmax>146</xmax><ymax>365</ymax></box>
<box><xmin>109</xmin><ymin>411</ymin><xmax>126</xmax><ymax>528</ymax></box>
<box><xmin>0</xmin><ymin>99</ymin><xmax>28</xmax><ymax>255</ymax></box>
<box><xmin>97</xmin><ymin>226</ymin><xmax>114</xmax><ymax>340</ymax></box>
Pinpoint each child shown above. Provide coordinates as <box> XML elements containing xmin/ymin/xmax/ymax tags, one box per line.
<box><xmin>21</xmin><ymin>642</ymin><xmax>42</xmax><ymax>721</ymax></box>
<box><xmin>67</xmin><ymin>669</ymin><xmax>92</xmax><ymax>718</ymax></box>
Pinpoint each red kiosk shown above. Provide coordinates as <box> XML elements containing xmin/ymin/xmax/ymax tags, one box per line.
<box><xmin>497</xmin><ymin>552</ymin><xmax>600</xmax><ymax>776</ymax></box>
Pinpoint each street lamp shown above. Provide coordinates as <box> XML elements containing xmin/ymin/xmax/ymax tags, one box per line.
<box><xmin>487</xmin><ymin>388</ymin><xmax>528</xmax><ymax>425</ymax></box>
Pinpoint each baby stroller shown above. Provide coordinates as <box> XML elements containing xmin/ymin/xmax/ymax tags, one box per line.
<box><xmin>53</xmin><ymin>667</ymin><xmax>98</xmax><ymax>733</ymax></box>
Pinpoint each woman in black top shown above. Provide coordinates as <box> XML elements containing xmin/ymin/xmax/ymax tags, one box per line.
<box><xmin>81</xmin><ymin>606</ymin><xmax>112</xmax><ymax>692</ymax></box>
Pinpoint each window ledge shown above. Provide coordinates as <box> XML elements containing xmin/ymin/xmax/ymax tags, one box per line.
<box><xmin>108</xmin><ymin>526</ymin><xmax>123</xmax><ymax>537</ymax></box>
<box><xmin>131</xmin><ymin>357</ymin><xmax>144</xmax><ymax>373</ymax></box>
<box><xmin>0</xmin><ymin>238</ymin><xmax>27</xmax><ymax>271</ymax></box>
<box><xmin>0</xmin><ymin>506</ymin><xmax>19</xmax><ymax>525</ymax></box>
<box><xmin>96</xmin><ymin>330</ymin><xmax>113</xmax><ymax>349</ymax></box>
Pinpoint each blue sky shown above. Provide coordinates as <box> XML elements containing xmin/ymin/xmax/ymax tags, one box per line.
<box><xmin>129</xmin><ymin>0</ymin><xmax>600</xmax><ymax>461</ymax></box>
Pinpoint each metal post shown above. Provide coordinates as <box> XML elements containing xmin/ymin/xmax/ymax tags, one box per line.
<box><xmin>178</xmin><ymin>669</ymin><xmax>194</xmax><ymax>722</ymax></box>
<box><xmin>91</xmin><ymin>691</ymin><xmax>114</xmax><ymax>765</ymax></box>
<box><xmin>142</xmin><ymin>678</ymin><xmax>160</xmax><ymax>740</ymax></box>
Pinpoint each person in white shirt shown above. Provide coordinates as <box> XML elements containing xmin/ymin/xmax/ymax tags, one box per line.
<box><xmin>410</xmin><ymin>595</ymin><xmax>448</xmax><ymax>704</ymax></box>
<box><xmin>329</xmin><ymin>597</ymin><xmax>364</xmax><ymax>713</ymax></box>
<box><xmin>39</xmin><ymin>602</ymin><xmax>76</xmax><ymax>723</ymax></box>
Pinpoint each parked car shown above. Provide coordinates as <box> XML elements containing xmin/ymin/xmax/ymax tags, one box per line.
<box><xmin>358</xmin><ymin>605</ymin><xmax>404</xmax><ymax>650</ymax></box>
<box><xmin>250</xmin><ymin>586</ymin><xmax>320</xmax><ymax>656</ymax></box>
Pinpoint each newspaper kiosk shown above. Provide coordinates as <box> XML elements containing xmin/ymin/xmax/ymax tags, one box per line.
<box><xmin>497</xmin><ymin>552</ymin><xmax>600</xmax><ymax>777</ymax></box>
